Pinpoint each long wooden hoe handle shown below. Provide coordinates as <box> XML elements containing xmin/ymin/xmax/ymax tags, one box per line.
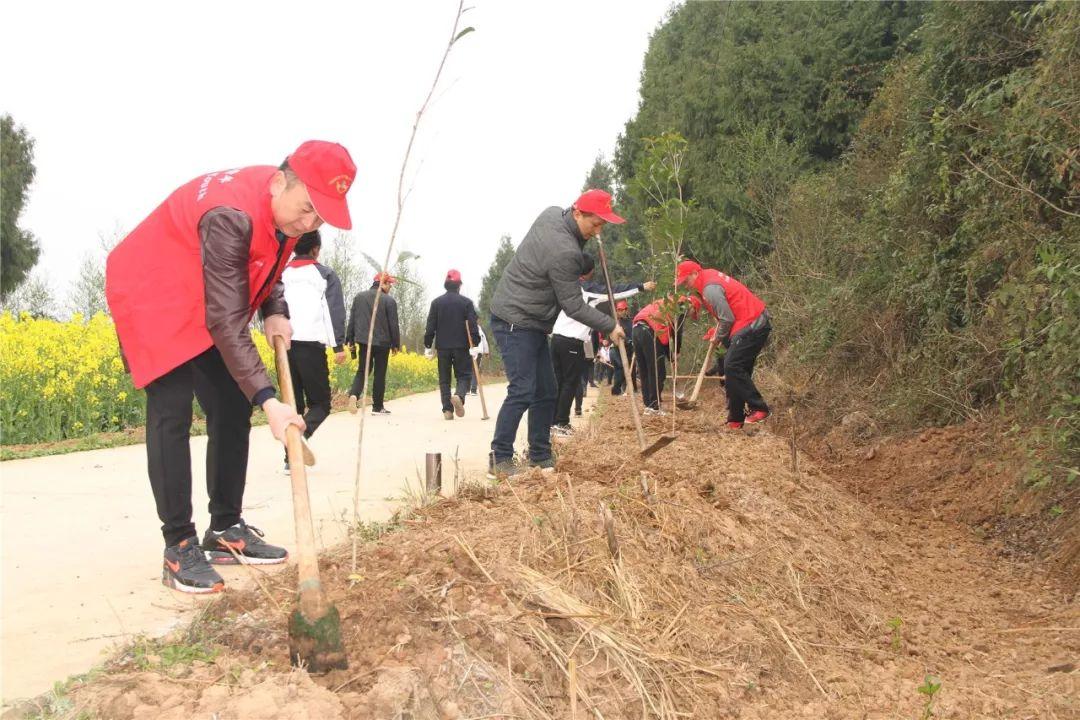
<box><xmin>273</xmin><ymin>336</ymin><xmax>328</xmax><ymax>620</ymax></box>
<box><xmin>690</xmin><ymin>324</ymin><xmax>721</xmax><ymax>404</ymax></box>
<box><xmin>595</xmin><ymin>238</ymin><xmax>648</xmax><ymax>452</ymax></box>
<box><xmin>464</xmin><ymin>321</ymin><xmax>490</xmax><ymax>420</ymax></box>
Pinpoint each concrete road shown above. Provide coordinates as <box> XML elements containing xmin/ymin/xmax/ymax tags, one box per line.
<box><xmin>0</xmin><ymin>382</ymin><xmax>598</xmax><ymax>703</ymax></box>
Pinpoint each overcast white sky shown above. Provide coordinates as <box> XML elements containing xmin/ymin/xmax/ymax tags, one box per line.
<box><xmin>1</xmin><ymin>0</ymin><xmax>675</xmax><ymax>308</ymax></box>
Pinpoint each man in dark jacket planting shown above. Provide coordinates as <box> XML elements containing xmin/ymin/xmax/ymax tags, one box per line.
<box><xmin>424</xmin><ymin>269</ymin><xmax>481</xmax><ymax>420</ymax></box>
<box><xmin>486</xmin><ymin>189</ymin><xmax>627</xmax><ymax>478</ymax></box>
<box><xmin>345</xmin><ymin>273</ymin><xmax>401</xmax><ymax>415</ymax></box>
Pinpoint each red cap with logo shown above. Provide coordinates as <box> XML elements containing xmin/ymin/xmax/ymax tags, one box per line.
<box><xmin>287</xmin><ymin>140</ymin><xmax>357</xmax><ymax>230</ymax></box>
<box><xmin>374</xmin><ymin>272</ymin><xmax>396</xmax><ymax>285</ymax></box>
<box><xmin>574</xmin><ymin>189</ymin><xmax>625</xmax><ymax>224</ymax></box>
<box><xmin>446</xmin><ymin>269</ymin><xmax>462</xmax><ymax>282</ymax></box>
<box><xmin>676</xmin><ymin>260</ymin><xmax>702</xmax><ymax>287</ymax></box>
<box><xmin>615</xmin><ymin>300</ymin><xmax>629</xmax><ymax>312</ymax></box>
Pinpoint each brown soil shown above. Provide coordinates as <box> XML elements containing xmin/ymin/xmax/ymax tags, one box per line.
<box><xmin>15</xmin><ymin>388</ymin><xmax>1078</xmax><ymax>719</ymax></box>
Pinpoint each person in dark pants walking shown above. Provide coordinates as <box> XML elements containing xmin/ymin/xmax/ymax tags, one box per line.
<box><xmin>346</xmin><ymin>273</ymin><xmax>400</xmax><ymax>415</ymax></box>
<box><xmin>424</xmin><ymin>269</ymin><xmax>481</xmax><ymax>420</ymax></box>
<box><xmin>105</xmin><ymin>140</ymin><xmax>357</xmax><ymax>593</ymax></box>
<box><xmin>281</xmin><ymin>229</ymin><xmax>347</xmax><ymax>471</ymax></box>
<box><xmin>676</xmin><ymin>260</ymin><xmax>771</xmax><ymax>429</ymax></box>
<box><xmin>487</xmin><ymin>189</ymin><xmax>628</xmax><ymax>478</ymax></box>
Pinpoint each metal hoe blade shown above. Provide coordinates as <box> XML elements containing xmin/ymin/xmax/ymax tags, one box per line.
<box><xmin>641</xmin><ymin>433</ymin><xmax>677</xmax><ymax>458</ymax></box>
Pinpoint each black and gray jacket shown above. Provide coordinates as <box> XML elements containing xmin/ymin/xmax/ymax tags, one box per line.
<box><xmin>489</xmin><ymin>207</ymin><xmax>616</xmax><ymax>334</ymax></box>
<box><xmin>424</xmin><ymin>288</ymin><xmax>481</xmax><ymax>350</ymax></box>
<box><xmin>346</xmin><ymin>286</ymin><xmax>401</xmax><ymax>349</ymax></box>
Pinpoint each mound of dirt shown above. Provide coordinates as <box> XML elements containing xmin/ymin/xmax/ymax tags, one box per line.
<box><xmin>33</xmin><ymin>666</ymin><xmax>343</xmax><ymax>720</ymax></box>
<box><xmin>770</xmin><ymin>390</ymin><xmax>1080</xmax><ymax>577</ymax></box>
<box><xmin>36</xmin><ymin>390</ymin><xmax>1078</xmax><ymax>719</ymax></box>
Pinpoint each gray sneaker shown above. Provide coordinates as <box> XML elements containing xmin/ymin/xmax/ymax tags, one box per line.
<box><xmin>528</xmin><ymin>456</ymin><xmax>556</xmax><ymax>473</ymax></box>
<box><xmin>486</xmin><ymin>457</ymin><xmax>523</xmax><ymax>481</ymax></box>
<box><xmin>162</xmin><ymin>537</ymin><xmax>224</xmax><ymax>594</ymax></box>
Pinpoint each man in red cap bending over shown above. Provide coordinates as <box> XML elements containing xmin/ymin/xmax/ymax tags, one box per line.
<box><xmin>676</xmin><ymin>260</ymin><xmax>771</xmax><ymax>429</ymax></box>
<box><xmin>106</xmin><ymin>140</ymin><xmax>357</xmax><ymax>593</ymax></box>
<box><xmin>486</xmin><ymin>189</ymin><xmax>627</xmax><ymax>478</ymax></box>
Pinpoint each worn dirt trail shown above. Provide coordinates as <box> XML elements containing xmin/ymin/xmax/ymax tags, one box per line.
<box><xmin>0</xmin><ymin>382</ymin><xmax>598</xmax><ymax>704</ymax></box>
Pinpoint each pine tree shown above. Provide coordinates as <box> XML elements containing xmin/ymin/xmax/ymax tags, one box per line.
<box><xmin>1</xmin><ymin>115</ymin><xmax>42</xmax><ymax>296</ymax></box>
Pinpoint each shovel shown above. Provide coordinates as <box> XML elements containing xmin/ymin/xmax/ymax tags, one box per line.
<box><xmin>676</xmin><ymin>325</ymin><xmax>720</xmax><ymax>410</ymax></box>
<box><xmin>595</xmin><ymin>238</ymin><xmax>675</xmax><ymax>458</ymax></box>
<box><xmin>273</xmin><ymin>336</ymin><xmax>347</xmax><ymax>672</ymax></box>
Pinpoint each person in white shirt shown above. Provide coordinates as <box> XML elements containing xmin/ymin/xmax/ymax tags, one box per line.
<box><xmin>280</xmin><ymin>230</ymin><xmax>347</xmax><ymax>469</ymax></box>
<box><xmin>550</xmin><ymin>255</ymin><xmax>654</xmax><ymax>437</ymax></box>
<box><xmin>469</xmin><ymin>324</ymin><xmax>489</xmax><ymax>395</ymax></box>
<box><xmin>595</xmin><ymin>342</ymin><xmax>613</xmax><ymax>385</ymax></box>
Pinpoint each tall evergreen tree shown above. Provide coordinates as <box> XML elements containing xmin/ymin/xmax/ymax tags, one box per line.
<box><xmin>1</xmin><ymin>115</ymin><xmax>42</xmax><ymax>296</ymax></box>
<box><xmin>478</xmin><ymin>234</ymin><xmax>515</xmax><ymax>324</ymax></box>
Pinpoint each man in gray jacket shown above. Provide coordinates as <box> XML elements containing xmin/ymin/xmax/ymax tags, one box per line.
<box><xmin>345</xmin><ymin>273</ymin><xmax>401</xmax><ymax>414</ymax></box>
<box><xmin>487</xmin><ymin>189</ymin><xmax>627</xmax><ymax>478</ymax></box>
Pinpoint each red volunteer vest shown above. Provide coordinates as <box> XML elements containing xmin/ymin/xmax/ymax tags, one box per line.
<box><xmin>633</xmin><ymin>302</ymin><xmax>672</xmax><ymax>345</ymax></box>
<box><xmin>694</xmin><ymin>269</ymin><xmax>766</xmax><ymax>336</ymax></box>
<box><xmin>105</xmin><ymin>166</ymin><xmax>296</xmax><ymax>389</ymax></box>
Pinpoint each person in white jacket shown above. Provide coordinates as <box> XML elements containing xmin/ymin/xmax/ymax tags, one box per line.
<box><xmin>469</xmin><ymin>324</ymin><xmax>489</xmax><ymax>395</ymax></box>
<box><xmin>280</xmin><ymin>230</ymin><xmax>347</xmax><ymax>469</ymax></box>
<box><xmin>550</xmin><ymin>255</ymin><xmax>654</xmax><ymax>437</ymax></box>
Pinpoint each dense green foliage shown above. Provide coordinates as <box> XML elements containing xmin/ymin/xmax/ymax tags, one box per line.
<box><xmin>608</xmin><ymin>1</ymin><xmax>922</xmax><ymax>277</ymax></box>
<box><xmin>478</xmin><ymin>234</ymin><xmax>514</xmax><ymax>326</ymax></box>
<box><xmin>477</xmin><ymin>234</ymin><xmax>515</xmax><ymax>368</ymax></box>
<box><xmin>600</xmin><ymin>0</ymin><xmax>1078</xmax><ymax>477</ymax></box>
<box><xmin>1</xmin><ymin>115</ymin><xmax>42</xmax><ymax>296</ymax></box>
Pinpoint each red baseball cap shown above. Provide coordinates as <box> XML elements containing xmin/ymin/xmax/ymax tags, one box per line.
<box><xmin>676</xmin><ymin>260</ymin><xmax>702</xmax><ymax>286</ymax></box>
<box><xmin>574</xmin><ymin>189</ymin><xmax>625</xmax><ymax>224</ymax></box>
<box><xmin>287</xmin><ymin>140</ymin><xmax>357</xmax><ymax>230</ymax></box>
<box><xmin>374</xmin><ymin>272</ymin><xmax>396</xmax><ymax>285</ymax></box>
<box><xmin>615</xmin><ymin>300</ymin><xmax>629</xmax><ymax>311</ymax></box>
<box><xmin>446</xmin><ymin>269</ymin><xmax>462</xmax><ymax>282</ymax></box>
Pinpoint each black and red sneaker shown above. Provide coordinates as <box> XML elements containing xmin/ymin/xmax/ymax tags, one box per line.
<box><xmin>201</xmin><ymin>521</ymin><xmax>289</xmax><ymax>565</ymax></box>
<box><xmin>745</xmin><ymin>410</ymin><xmax>770</xmax><ymax>424</ymax></box>
<box><xmin>163</xmin><ymin>537</ymin><xmax>224</xmax><ymax>594</ymax></box>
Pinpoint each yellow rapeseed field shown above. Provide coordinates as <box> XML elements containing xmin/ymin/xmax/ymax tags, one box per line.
<box><xmin>1</xmin><ymin>312</ymin><xmax>438</xmax><ymax>445</ymax></box>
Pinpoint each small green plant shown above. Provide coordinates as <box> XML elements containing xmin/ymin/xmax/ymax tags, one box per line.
<box><xmin>887</xmin><ymin>616</ymin><xmax>904</xmax><ymax>650</ymax></box>
<box><xmin>917</xmin><ymin>675</ymin><xmax>942</xmax><ymax>719</ymax></box>
<box><xmin>128</xmin><ymin>636</ymin><xmax>217</xmax><ymax>671</ymax></box>
<box><xmin>25</xmin><ymin>671</ymin><xmax>101</xmax><ymax>720</ymax></box>
<box><xmin>351</xmin><ymin>518</ymin><xmax>397</xmax><ymax>544</ymax></box>
<box><xmin>1049</xmin><ymin>504</ymin><xmax>1064</xmax><ymax>517</ymax></box>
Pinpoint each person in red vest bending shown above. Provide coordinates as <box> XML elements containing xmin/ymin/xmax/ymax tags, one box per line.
<box><xmin>105</xmin><ymin>140</ymin><xmax>357</xmax><ymax>594</ymax></box>
<box><xmin>631</xmin><ymin>295</ymin><xmax>698</xmax><ymax>414</ymax></box>
<box><xmin>676</xmin><ymin>260</ymin><xmax>771</xmax><ymax>429</ymax></box>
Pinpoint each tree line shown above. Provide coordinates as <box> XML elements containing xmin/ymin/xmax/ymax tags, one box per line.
<box><xmin>583</xmin><ymin>0</ymin><xmax>1077</xmax><ymax>479</ymax></box>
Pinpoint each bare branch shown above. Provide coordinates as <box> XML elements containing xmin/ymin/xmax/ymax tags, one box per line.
<box><xmin>962</xmin><ymin>152</ymin><xmax>1080</xmax><ymax>220</ymax></box>
<box><xmin>352</xmin><ymin>0</ymin><xmax>471</xmax><ymax>572</ymax></box>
